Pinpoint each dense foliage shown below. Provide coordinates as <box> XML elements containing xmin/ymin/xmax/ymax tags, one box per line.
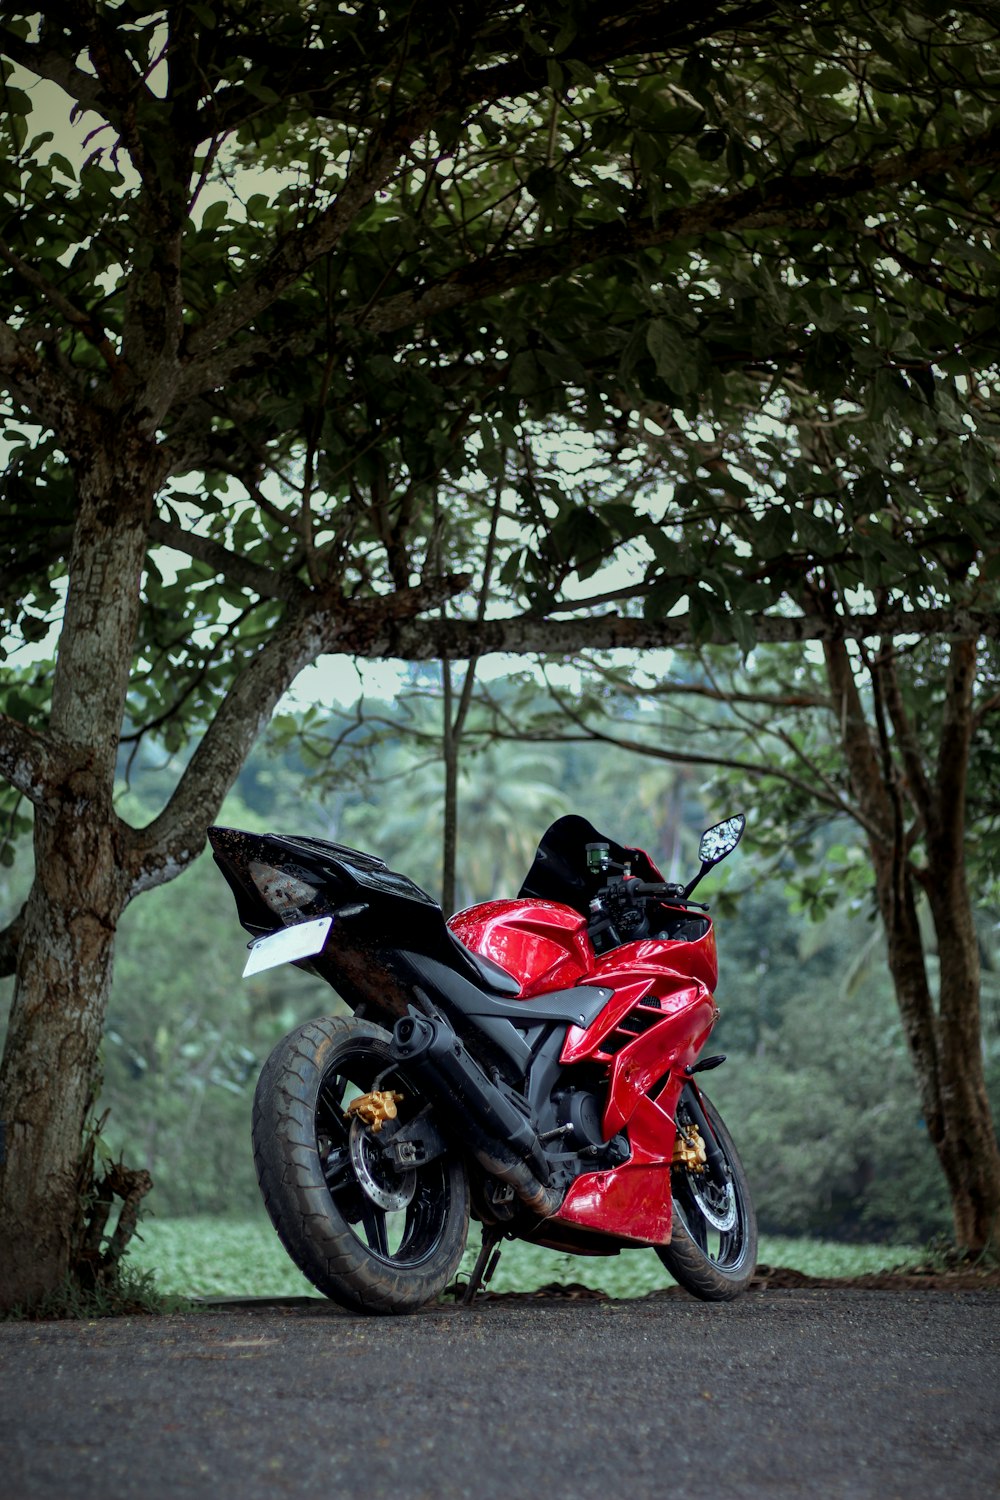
<box><xmin>23</xmin><ymin>718</ymin><xmax>980</xmax><ymax>1244</ymax></box>
<box><xmin>4</xmin><ymin>0</ymin><xmax>1000</xmax><ymax>724</ymax></box>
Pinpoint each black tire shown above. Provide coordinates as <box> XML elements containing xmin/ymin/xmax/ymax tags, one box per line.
<box><xmin>252</xmin><ymin>1015</ymin><xmax>470</xmax><ymax>1315</ymax></box>
<box><xmin>656</xmin><ymin>1089</ymin><xmax>757</xmax><ymax>1301</ymax></box>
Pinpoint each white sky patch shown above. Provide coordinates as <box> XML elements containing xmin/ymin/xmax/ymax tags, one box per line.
<box><xmin>283</xmin><ymin>635</ymin><xmax>682</xmax><ymax>713</ymax></box>
<box><xmin>286</xmin><ymin>656</ymin><xmax>409</xmax><ymax>709</ymax></box>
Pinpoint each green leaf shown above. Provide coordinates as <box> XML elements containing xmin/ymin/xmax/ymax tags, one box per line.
<box><xmin>643</xmin><ymin>573</ymin><xmax>688</xmax><ymax>619</ymax></box>
<box><xmin>646</xmin><ymin>319</ymin><xmax>699</xmax><ymax>391</ymax></box>
<box><xmin>963</xmin><ymin>442</ymin><xmax>997</xmax><ymax>503</ymax></box>
<box><xmin>200</xmin><ymin>199</ymin><xmax>228</xmax><ymax>231</ymax></box>
<box><xmin>657</xmin><ymin>105</ymin><xmax>704</xmax><ymax>133</ymax></box>
<box><xmin>509</xmin><ymin>352</ymin><xmax>542</xmax><ymax>395</ymax></box>
<box><xmin>729</xmin><ymin>606</ymin><xmax>757</xmax><ymax>657</ymax></box>
<box><xmin>244</xmin><ymin>72</ymin><xmax>281</xmax><ymax>105</ymax></box>
<box><xmin>48</xmin><ymin>152</ymin><xmax>77</xmax><ymax>181</ymax></box>
<box><xmin>20</xmin><ymin>613</ymin><xmax>50</xmax><ymax>643</ymax></box>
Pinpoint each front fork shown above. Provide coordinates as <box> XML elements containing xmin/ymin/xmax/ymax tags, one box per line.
<box><xmin>678</xmin><ymin>1081</ymin><xmax>729</xmax><ymax>1187</ymax></box>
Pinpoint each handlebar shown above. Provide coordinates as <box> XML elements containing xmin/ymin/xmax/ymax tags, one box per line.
<box><xmin>600</xmin><ymin>878</ymin><xmax>705</xmax><ymax>905</ymax></box>
<box><xmin>585</xmin><ymin>876</ymin><xmax>709</xmax><ymax>954</ymax></box>
<box><xmin>588</xmin><ymin>878</ymin><xmax>708</xmax><ymax>920</ymax></box>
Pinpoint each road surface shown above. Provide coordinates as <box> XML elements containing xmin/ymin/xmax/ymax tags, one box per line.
<box><xmin>1</xmin><ymin>1287</ymin><xmax>997</xmax><ymax>1499</ymax></box>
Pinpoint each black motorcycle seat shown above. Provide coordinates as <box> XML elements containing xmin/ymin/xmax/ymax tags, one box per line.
<box><xmin>449</xmin><ymin>934</ymin><xmax>523</xmax><ymax>997</ymax></box>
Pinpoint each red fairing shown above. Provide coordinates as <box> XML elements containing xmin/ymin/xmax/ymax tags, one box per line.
<box><xmin>449</xmin><ymin>898</ymin><xmax>721</xmax><ymax>1245</ymax></box>
<box><xmin>553</xmin><ymin>1092</ymin><xmax>681</xmax><ymax>1244</ymax></box>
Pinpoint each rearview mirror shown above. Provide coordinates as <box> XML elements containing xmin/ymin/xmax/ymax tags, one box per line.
<box><xmin>698</xmin><ymin>815</ymin><xmax>746</xmax><ymax>867</ymax></box>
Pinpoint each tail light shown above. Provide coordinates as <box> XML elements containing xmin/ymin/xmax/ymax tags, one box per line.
<box><xmin>248</xmin><ymin>860</ymin><xmax>320</xmax><ymax>917</ymax></box>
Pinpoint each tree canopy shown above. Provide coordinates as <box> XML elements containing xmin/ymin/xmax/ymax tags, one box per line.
<box><xmin>4</xmin><ymin>3</ymin><xmax>1000</xmax><ymax>719</ymax></box>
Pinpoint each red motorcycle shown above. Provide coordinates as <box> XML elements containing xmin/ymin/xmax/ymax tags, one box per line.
<box><xmin>209</xmin><ymin>811</ymin><xmax>756</xmax><ymax>1314</ymax></box>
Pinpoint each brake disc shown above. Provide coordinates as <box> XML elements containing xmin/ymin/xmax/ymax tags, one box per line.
<box><xmin>348</xmin><ymin>1116</ymin><xmax>417</xmax><ymax>1212</ymax></box>
<box><xmin>690</xmin><ymin>1174</ymin><xmax>738</xmax><ymax>1233</ymax></box>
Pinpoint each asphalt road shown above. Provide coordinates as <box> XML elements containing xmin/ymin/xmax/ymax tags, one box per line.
<box><xmin>1</xmin><ymin>1288</ymin><xmax>997</xmax><ymax>1500</ymax></box>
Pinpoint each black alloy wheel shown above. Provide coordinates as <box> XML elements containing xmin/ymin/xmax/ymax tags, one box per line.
<box><xmin>252</xmin><ymin>1015</ymin><xmax>469</xmax><ymax>1314</ymax></box>
<box><xmin>656</xmin><ymin>1088</ymin><xmax>758</xmax><ymax>1301</ymax></box>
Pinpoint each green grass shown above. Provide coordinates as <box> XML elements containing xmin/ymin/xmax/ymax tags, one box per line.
<box><xmin>127</xmin><ymin>1214</ymin><xmax>920</xmax><ymax>1303</ymax></box>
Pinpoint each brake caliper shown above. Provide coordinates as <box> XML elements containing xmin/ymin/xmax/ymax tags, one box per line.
<box><xmin>345</xmin><ymin>1090</ymin><xmax>404</xmax><ymax>1133</ymax></box>
<box><xmin>672</xmin><ymin>1123</ymin><xmax>708</xmax><ymax>1173</ymax></box>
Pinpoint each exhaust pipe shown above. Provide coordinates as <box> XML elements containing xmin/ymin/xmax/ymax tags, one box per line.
<box><xmin>389</xmin><ymin>1010</ymin><xmax>563</xmax><ymax>1218</ymax></box>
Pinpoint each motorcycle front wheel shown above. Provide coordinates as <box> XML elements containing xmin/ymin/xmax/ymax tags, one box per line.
<box><xmin>656</xmin><ymin>1089</ymin><xmax>758</xmax><ymax>1301</ymax></box>
<box><xmin>252</xmin><ymin>1015</ymin><xmax>470</xmax><ymax>1314</ymax></box>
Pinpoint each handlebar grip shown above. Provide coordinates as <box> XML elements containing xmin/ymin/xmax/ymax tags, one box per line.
<box><xmin>631</xmin><ymin>880</ymin><xmax>685</xmax><ymax>898</ymax></box>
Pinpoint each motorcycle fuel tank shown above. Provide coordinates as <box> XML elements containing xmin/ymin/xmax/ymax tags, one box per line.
<box><xmin>450</xmin><ymin>897</ymin><xmax>719</xmax><ymax>1001</ymax></box>
<box><xmin>449</xmin><ymin>898</ymin><xmax>593</xmax><ymax>995</ymax></box>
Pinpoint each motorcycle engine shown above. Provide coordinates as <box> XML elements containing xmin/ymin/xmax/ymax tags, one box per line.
<box><xmin>556</xmin><ymin>1089</ymin><xmax>606</xmax><ymax>1150</ymax></box>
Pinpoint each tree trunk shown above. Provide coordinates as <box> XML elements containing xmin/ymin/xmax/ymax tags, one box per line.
<box><xmin>824</xmin><ymin>631</ymin><xmax>1000</xmax><ymax>1254</ymax></box>
<box><xmin>870</xmin><ymin>845</ymin><xmax>1000</xmax><ymax>1251</ymax></box>
<box><xmin>927</xmin><ymin>872</ymin><xmax>1000</xmax><ymax>1250</ymax></box>
<box><xmin>921</xmin><ymin>640</ymin><xmax>1000</xmax><ymax>1249</ymax></box>
<box><xmin>0</xmin><ymin>806</ymin><xmax>127</xmax><ymax>1304</ymax></box>
<box><xmin>0</xmin><ymin>441</ymin><xmax>154</xmax><ymax>1310</ymax></box>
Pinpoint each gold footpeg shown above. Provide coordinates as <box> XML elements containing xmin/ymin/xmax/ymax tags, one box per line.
<box><xmin>345</xmin><ymin>1090</ymin><xmax>404</xmax><ymax>1133</ymax></box>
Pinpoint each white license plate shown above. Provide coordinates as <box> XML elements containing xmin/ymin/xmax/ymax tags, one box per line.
<box><xmin>242</xmin><ymin>916</ymin><xmax>334</xmax><ymax>978</ymax></box>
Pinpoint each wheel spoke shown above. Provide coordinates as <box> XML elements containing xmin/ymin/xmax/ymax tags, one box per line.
<box><xmin>680</xmin><ymin>1187</ymin><xmax>709</xmax><ymax>1252</ymax></box>
<box><xmin>318</xmin><ymin>1081</ymin><xmax>351</xmax><ymax>1142</ymax></box>
<box><xmin>360</xmin><ymin>1200</ymin><xmax>391</xmax><ymax>1257</ymax></box>
<box><xmin>314</xmin><ymin>1040</ymin><xmax>457</xmax><ymax>1266</ymax></box>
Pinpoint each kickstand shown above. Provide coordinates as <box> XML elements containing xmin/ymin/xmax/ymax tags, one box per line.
<box><xmin>462</xmin><ymin>1227</ymin><xmax>503</xmax><ymax>1305</ymax></box>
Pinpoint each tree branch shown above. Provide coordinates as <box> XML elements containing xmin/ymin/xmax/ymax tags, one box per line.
<box><xmin>177</xmin><ymin>3</ymin><xmax>804</xmax><ymax>388</ymax></box>
<box><xmin>181</xmin><ymin>88</ymin><xmax>458</xmax><ymax>374</ymax></box>
<box><xmin>498</xmin><ymin>715</ymin><xmax>870</xmax><ymax>831</ymax></box>
<box><xmin>877</xmin><ymin>644</ymin><xmax>935</xmax><ymax>825</ymax></box>
<box><xmin>0</xmin><ymin>321</ymin><xmax>87</xmax><ymax>441</ymax></box>
<box><xmin>123</xmin><ymin>574</ymin><xmax>470</xmax><ymax>895</ymax></box>
<box><xmin>0</xmin><ymin>22</ymin><xmax>107</xmax><ymax>117</ymax></box>
<box><xmin>358</xmin><ymin>124</ymin><xmax>1000</xmax><ymax>337</ymax></box>
<box><xmin>0</xmin><ymin>715</ymin><xmax>68</xmax><ymax>805</ymax></box>
<box><xmin>148</xmin><ymin>515</ymin><xmax>308</xmax><ymax>605</ymax></box>
<box><xmin>200</xmin><ymin>0</ymin><xmax>777</xmax><ymax>144</ymax></box>
<box><xmin>581</xmin><ymin>658</ymin><xmax>831</xmax><ymax>710</ymax></box>
<box><xmin>35</xmin><ymin>1</ymin><xmax>154</xmax><ymax>176</ymax></box>
<box><xmin>383</xmin><ymin>603</ymin><xmax>1000</xmax><ymax>659</ymax></box>
<box><xmin>0</xmin><ymin>237</ymin><xmax>120</xmax><ymax>372</ymax></box>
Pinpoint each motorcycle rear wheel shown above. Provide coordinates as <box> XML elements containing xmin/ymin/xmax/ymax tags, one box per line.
<box><xmin>656</xmin><ymin>1090</ymin><xmax>757</xmax><ymax>1301</ymax></box>
<box><xmin>252</xmin><ymin>1015</ymin><xmax>470</xmax><ymax>1314</ymax></box>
